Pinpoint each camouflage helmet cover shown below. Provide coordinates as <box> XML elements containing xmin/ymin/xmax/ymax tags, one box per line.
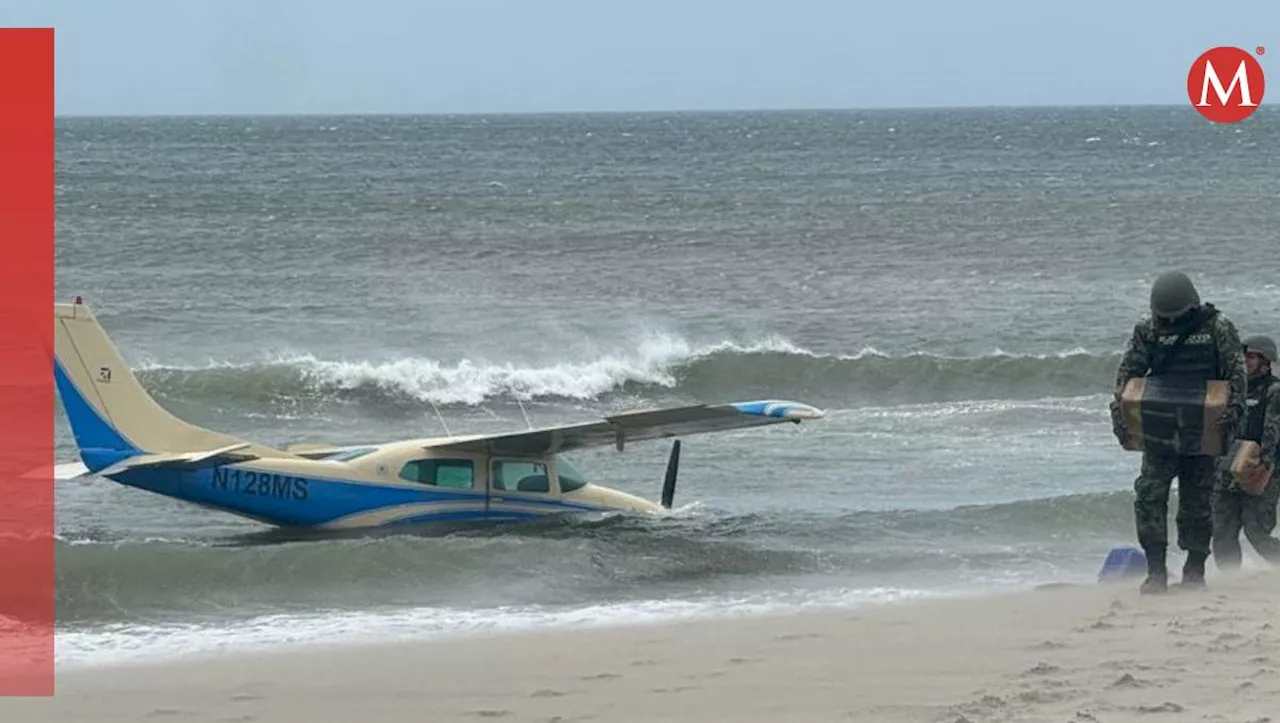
<box><xmin>1149</xmin><ymin>271</ymin><xmax>1201</xmax><ymax>319</ymax></box>
<box><xmin>1243</xmin><ymin>334</ymin><xmax>1278</xmax><ymax>363</ymax></box>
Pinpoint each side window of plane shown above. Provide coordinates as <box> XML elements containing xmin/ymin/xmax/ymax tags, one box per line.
<box><xmin>398</xmin><ymin>458</ymin><xmax>475</xmax><ymax>489</ymax></box>
<box><xmin>491</xmin><ymin>460</ymin><xmax>551</xmax><ymax>494</ymax></box>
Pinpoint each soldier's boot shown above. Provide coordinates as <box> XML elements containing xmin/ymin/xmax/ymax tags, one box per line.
<box><xmin>1176</xmin><ymin>550</ymin><xmax>1208</xmax><ymax>590</ymax></box>
<box><xmin>1139</xmin><ymin>545</ymin><xmax>1168</xmax><ymax>595</ymax></box>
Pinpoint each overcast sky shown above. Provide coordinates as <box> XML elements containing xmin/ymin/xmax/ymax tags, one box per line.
<box><xmin>3</xmin><ymin>0</ymin><xmax>1275</xmax><ymax>115</ymax></box>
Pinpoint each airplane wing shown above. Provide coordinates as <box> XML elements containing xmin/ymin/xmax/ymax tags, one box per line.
<box><xmin>283</xmin><ymin>442</ymin><xmax>351</xmax><ymax>459</ymax></box>
<box><xmin>54</xmin><ymin>461</ymin><xmax>90</xmax><ymax>479</ymax></box>
<box><xmin>425</xmin><ymin>399</ymin><xmax>824</xmax><ymax>457</ymax></box>
<box><xmin>19</xmin><ymin>461</ymin><xmax>93</xmax><ymax>480</ymax></box>
<box><xmin>95</xmin><ymin>443</ymin><xmax>260</xmax><ymax>477</ymax></box>
<box><xmin>24</xmin><ymin>444</ymin><xmax>261</xmax><ymax>480</ymax></box>
<box><xmin>282</xmin><ymin>442</ymin><xmax>400</xmax><ymax>460</ymax></box>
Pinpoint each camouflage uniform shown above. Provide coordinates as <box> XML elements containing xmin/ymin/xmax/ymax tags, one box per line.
<box><xmin>1111</xmin><ymin>303</ymin><xmax>1247</xmax><ymax>590</ymax></box>
<box><xmin>1211</xmin><ymin>372</ymin><xmax>1280</xmax><ymax>568</ymax></box>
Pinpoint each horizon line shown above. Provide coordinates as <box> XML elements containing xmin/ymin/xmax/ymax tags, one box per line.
<box><xmin>53</xmin><ymin>101</ymin><xmax>1209</xmax><ymax>120</ymax></box>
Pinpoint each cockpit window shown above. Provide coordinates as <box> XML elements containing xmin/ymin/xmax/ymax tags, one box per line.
<box><xmin>555</xmin><ymin>455</ymin><xmax>588</xmax><ymax>492</ymax></box>
<box><xmin>399</xmin><ymin>458</ymin><xmax>475</xmax><ymax>489</ymax></box>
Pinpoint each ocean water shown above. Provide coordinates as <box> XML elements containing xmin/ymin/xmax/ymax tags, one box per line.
<box><xmin>49</xmin><ymin>106</ymin><xmax>1280</xmax><ymax>667</ymax></box>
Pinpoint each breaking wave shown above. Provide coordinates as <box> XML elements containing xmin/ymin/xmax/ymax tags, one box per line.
<box><xmin>129</xmin><ymin>334</ymin><xmax>1122</xmax><ymax>409</ymax></box>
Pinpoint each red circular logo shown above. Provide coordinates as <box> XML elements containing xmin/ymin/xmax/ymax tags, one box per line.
<box><xmin>1187</xmin><ymin>46</ymin><xmax>1266</xmax><ymax>123</ymax></box>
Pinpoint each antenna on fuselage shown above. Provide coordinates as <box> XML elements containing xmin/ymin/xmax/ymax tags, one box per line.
<box><xmin>515</xmin><ymin>397</ymin><xmax>533</xmax><ymax>431</ymax></box>
<box><xmin>427</xmin><ymin>398</ymin><xmax>452</xmax><ymax>437</ymax></box>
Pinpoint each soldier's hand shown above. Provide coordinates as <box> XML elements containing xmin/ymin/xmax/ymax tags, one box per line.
<box><xmin>1241</xmin><ymin>464</ymin><xmax>1271</xmax><ymax>495</ymax></box>
<box><xmin>1214</xmin><ymin>413</ymin><xmax>1239</xmax><ymax>440</ymax></box>
<box><xmin>1108</xmin><ymin>399</ymin><xmax>1128</xmax><ymax>446</ymax></box>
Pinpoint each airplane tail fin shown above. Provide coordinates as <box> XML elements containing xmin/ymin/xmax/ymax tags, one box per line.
<box><xmin>53</xmin><ymin>299</ymin><xmax>270</xmax><ymax>473</ymax></box>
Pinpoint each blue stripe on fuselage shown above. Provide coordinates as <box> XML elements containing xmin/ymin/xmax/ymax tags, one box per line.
<box><xmin>381</xmin><ymin>509</ymin><xmax>543</xmax><ymax>528</ymax></box>
<box><xmin>112</xmin><ymin>464</ymin><xmax>606</xmax><ymax>528</ymax></box>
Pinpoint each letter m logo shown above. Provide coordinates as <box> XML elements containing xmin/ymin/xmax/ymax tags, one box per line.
<box><xmin>1197</xmin><ymin>59</ymin><xmax>1257</xmax><ymax>107</ymax></box>
<box><xmin>1187</xmin><ymin>46</ymin><xmax>1267</xmax><ymax>124</ymax></box>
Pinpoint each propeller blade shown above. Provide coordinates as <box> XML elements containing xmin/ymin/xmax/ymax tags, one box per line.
<box><xmin>661</xmin><ymin>439</ymin><xmax>680</xmax><ymax>509</ymax></box>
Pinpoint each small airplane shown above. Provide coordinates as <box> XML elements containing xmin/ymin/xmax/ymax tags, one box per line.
<box><xmin>48</xmin><ymin>297</ymin><xmax>826</xmax><ymax>531</ymax></box>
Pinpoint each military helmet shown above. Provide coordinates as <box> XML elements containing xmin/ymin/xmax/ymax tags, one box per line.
<box><xmin>1149</xmin><ymin>271</ymin><xmax>1201</xmax><ymax>319</ymax></box>
<box><xmin>1243</xmin><ymin>334</ymin><xmax>1278</xmax><ymax>362</ymax></box>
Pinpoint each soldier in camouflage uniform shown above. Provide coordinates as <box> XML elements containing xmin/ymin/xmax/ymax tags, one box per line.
<box><xmin>1110</xmin><ymin>271</ymin><xmax>1246</xmax><ymax>594</ymax></box>
<box><xmin>1211</xmin><ymin>335</ymin><xmax>1280</xmax><ymax>569</ymax></box>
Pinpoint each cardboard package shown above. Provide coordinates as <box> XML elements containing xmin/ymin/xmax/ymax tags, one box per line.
<box><xmin>1119</xmin><ymin>377</ymin><xmax>1229</xmax><ymax>456</ymax></box>
<box><xmin>1229</xmin><ymin>440</ymin><xmax>1269</xmax><ymax>496</ymax></box>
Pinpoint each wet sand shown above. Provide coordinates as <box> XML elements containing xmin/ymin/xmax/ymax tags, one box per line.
<box><xmin>4</xmin><ymin>568</ymin><xmax>1278</xmax><ymax>722</ymax></box>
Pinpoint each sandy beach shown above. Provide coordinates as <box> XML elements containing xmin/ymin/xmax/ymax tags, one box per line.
<box><xmin>2</xmin><ymin>567</ymin><xmax>1277</xmax><ymax>723</ymax></box>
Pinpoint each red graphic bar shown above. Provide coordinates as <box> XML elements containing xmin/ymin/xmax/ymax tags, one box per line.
<box><xmin>0</xmin><ymin>27</ymin><xmax>56</xmax><ymax>696</ymax></box>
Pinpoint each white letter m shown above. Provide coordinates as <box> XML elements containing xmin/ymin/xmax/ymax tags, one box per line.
<box><xmin>1197</xmin><ymin>59</ymin><xmax>1257</xmax><ymax>107</ymax></box>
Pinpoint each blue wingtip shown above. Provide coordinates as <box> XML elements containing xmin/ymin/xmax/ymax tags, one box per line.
<box><xmin>731</xmin><ymin>400</ymin><xmax>825</xmax><ymax>421</ymax></box>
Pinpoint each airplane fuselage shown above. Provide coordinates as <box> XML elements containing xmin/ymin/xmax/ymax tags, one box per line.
<box><xmin>108</xmin><ymin>457</ymin><xmax>660</xmax><ymax>530</ymax></box>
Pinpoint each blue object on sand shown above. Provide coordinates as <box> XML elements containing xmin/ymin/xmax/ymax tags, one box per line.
<box><xmin>1097</xmin><ymin>546</ymin><xmax>1147</xmax><ymax>582</ymax></box>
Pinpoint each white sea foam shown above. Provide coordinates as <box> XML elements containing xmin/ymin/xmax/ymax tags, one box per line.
<box><xmin>129</xmin><ymin>332</ymin><xmax>1125</xmax><ymax>407</ymax></box>
<box><xmin>56</xmin><ymin>585</ymin><xmax>981</xmax><ymax>671</ymax></box>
